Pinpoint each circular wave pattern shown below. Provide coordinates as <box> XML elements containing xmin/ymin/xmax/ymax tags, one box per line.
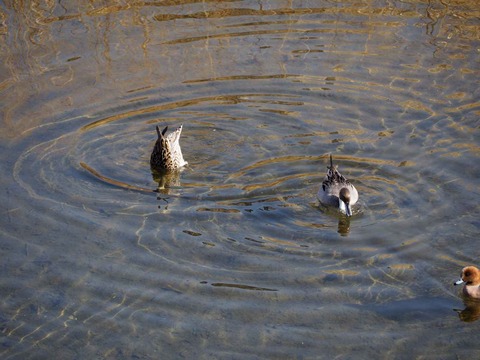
<box><xmin>5</xmin><ymin>1</ymin><xmax>480</xmax><ymax>358</ymax></box>
<box><xmin>13</xmin><ymin>78</ymin><xmax>442</xmax><ymax>273</ymax></box>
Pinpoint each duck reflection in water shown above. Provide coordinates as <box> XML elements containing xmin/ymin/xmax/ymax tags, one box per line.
<box><xmin>337</xmin><ymin>216</ymin><xmax>351</xmax><ymax>236</ymax></box>
<box><xmin>151</xmin><ymin>169</ymin><xmax>182</xmax><ymax>194</ymax></box>
<box><xmin>150</xmin><ymin>124</ymin><xmax>187</xmax><ymax>194</ymax></box>
<box><xmin>454</xmin><ymin>298</ymin><xmax>480</xmax><ymax>322</ymax></box>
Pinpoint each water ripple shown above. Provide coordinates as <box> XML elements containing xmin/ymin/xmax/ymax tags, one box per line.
<box><xmin>3</xmin><ymin>1</ymin><xmax>479</xmax><ymax>357</ymax></box>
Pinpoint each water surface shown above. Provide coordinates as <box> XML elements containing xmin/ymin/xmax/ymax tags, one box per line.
<box><xmin>1</xmin><ymin>1</ymin><xmax>479</xmax><ymax>358</ymax></box>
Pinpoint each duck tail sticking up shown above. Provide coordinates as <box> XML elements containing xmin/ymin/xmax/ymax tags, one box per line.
<box><xmin>150</xmin><ymin>124</ymin><xmax>187</xmax><ymax>172</ymax></box>
<box><xmin>156</xmin><ymin>125</ymin><xmax>167</xmax><ymax>139</ymax></box>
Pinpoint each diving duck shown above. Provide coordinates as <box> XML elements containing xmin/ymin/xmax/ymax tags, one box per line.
<box><xmin>454</xmin><ymin>266</ymin><xmax>480</xmax><ymax>299</ymax></box>
<box><xmin>317</xmin><ymin>154</ymin><xmax>358</xmax><ymax>216</ymax></box>
<box><xmin>150</xmin><ymin>125</ymin><xmax>187</xmax><ymax>171</ymax></box>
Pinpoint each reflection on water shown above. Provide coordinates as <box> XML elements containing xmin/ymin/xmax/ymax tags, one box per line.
<box><xmin>456</xmin><ymin>298</ymin><xmax>480</xmax><ymax>323</ymax></box>
<box><xmin>152</xmin><ymin>169</ymin><xmax>182</xmax><ymax>193</ymax></box>
<box><xmin>1</xmin><ymin>0</ymin><xmax>479</xmax><ymax>358</ymax></box>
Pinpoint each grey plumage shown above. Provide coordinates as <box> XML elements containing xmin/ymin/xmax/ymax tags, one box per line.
<box><xmin>317</xmin><ymin>154</ymin><xmax>358</xmax><ymax>216</ymax></box>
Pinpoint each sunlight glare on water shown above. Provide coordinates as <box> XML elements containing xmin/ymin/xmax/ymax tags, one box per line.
<box><xmin>0</xmin><ymin>1</ymin><xmax>479</xmax><ymax>358</ymax></box>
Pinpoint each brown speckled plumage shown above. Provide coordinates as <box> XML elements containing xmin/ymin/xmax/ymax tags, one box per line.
<box><xmin>150</xmin><ymin>125</ymin><xmax>187</xmax><ymax>171</ymax></box>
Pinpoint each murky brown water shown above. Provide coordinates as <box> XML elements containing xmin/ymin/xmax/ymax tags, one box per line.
<box><xmin>1</xmin><ymin>1</ymin><xmax>479</xmax><ymax>358</ymax></box>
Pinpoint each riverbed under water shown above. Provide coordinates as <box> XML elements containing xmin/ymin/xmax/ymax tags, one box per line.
<box><xmin>1</xmin><ymin>1</ymin><xmax>479</xmax><ymax>358</ymax></box>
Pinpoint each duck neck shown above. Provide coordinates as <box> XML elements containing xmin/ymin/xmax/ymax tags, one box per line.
<box><xmin>464</xmin><ymin>284</ymin><xmax>480</xmax><ymax>298</ymax></box>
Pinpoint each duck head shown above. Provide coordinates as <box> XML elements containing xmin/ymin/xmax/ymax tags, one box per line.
<box><xmin>454</xmin><ymin>266</ymin><xmax>480</xmax><ymax>286</ymax></box>
<box><xmin>339</xmin><ymin>187</ymin><xmax>352</xmax><ymax>217</ymax></box>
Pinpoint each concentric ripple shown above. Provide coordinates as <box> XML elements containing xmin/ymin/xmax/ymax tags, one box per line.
<box><xmin>3</xmin><ymin>0</ymin><xmax>479</xmax><ymax>357</ymax></box>
<box><xmin>13</xmin><ymin>76</ymin><xmax>454</xmax><ymax>272</ymax></box>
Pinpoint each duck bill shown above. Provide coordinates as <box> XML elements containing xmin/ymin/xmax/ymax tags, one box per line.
<box><xmin>454</xmin><ymin>279</ymin><xmax>464</xmax><ymax>286</ymax></box>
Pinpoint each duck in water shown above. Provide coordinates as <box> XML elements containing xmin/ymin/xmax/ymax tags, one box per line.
<box><xmin>454</xmin><ymin>266</ymin><xmax>480</xmax><ymax>299</ymax></box>
<box><xmin>150</xmin><ymin>125</ymin><xmax>188</xmax><ymax>172</ymax></box>
<box><xmin>317</xmin><ymin>154</ymin><xmax>358</xmax><ymax>216</ymax></box>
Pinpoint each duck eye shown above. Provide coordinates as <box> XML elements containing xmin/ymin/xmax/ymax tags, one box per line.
<box><xmin>465</xmin><ymin>271</ymin><xmax>471</xmax><ymax>277</ymax></box>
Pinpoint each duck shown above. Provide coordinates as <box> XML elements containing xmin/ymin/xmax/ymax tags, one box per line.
<box><xmin>150</xmin><ymin>125</ymin><xmax>188</xmax><ymax>172</ymax></box>
<box><xmin>317</xmin><ymin>154</ymin><xmax>358</xmax><ymax>216</ymax></box>
<box><xmin>454</xmin><ymin>266</ymin><xmax>480</xmax><ymax>299</ymax></box>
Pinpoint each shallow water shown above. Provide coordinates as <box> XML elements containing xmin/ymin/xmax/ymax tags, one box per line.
<box><xmin>1</xmin><ymin>1</ymin><xmax>479</xmax><ymax>358</ymax></box>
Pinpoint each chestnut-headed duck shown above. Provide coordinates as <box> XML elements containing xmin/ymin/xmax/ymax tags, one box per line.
<box><xmin>317</xmin><ymin>154</ymin><xmax>358</xmax><ymax>216</ymax></box>
<box><xmin>454</xmin><ymin>266</ymin><xmax>480</xmax><ymax>299</ymax></box>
